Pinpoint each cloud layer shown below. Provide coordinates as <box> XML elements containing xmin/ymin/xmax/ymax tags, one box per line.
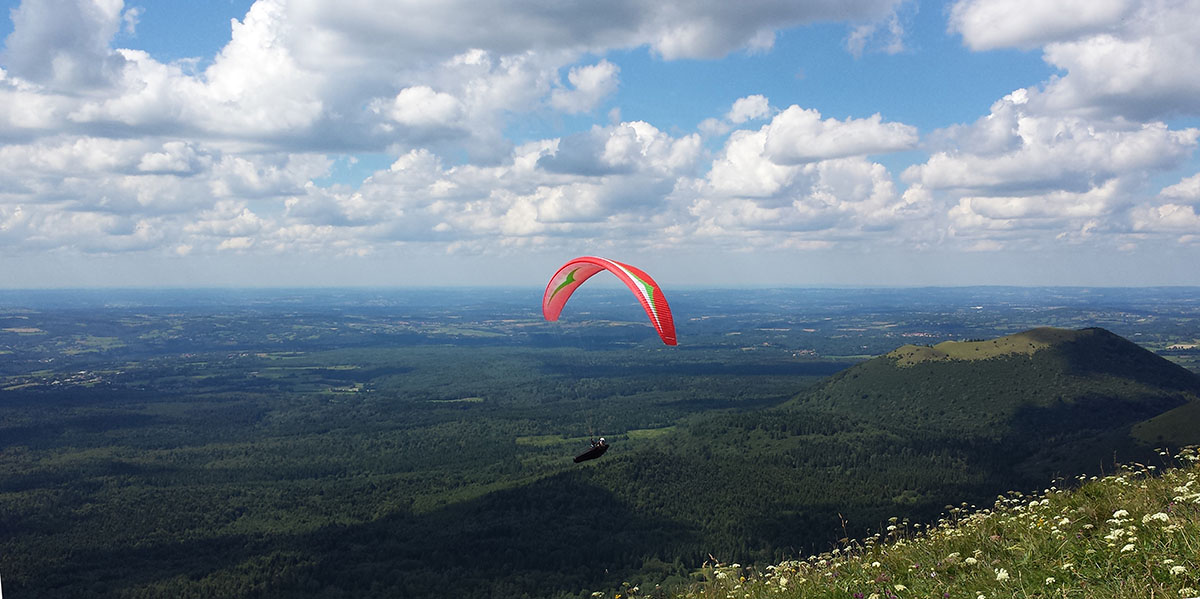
<box><xmin>1</xmin><ymin>0</ymin><xmax>1198</xmax><ymax>284</ymax></box>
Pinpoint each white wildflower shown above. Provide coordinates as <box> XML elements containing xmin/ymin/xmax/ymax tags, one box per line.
<box><xmin>894</xmin><ymin>584</ymin><xmax>908</xmax><ymax>592</ymax></box>
<box><xmin>1045</xmin><ymin>577</ymin><xmax>1056</xmax><ymax>585</ymax></box>
<box><xmin>995</xmin><ymin>568</ymin><xmax>1009</xmax><ymax>581</ymax></box>
<box><xmin>1170</xmin><ymin>565</ymin><xmax>1186</xmax><ymax>576</ymax></box>
<box><xmin>1142</xmin><ymin>512</ymin><xmax>1169</xmax><ymax>524</ymax></box>
<box><xmin>1121</xmin><ymin>543</ymin><xmax>1135</xmax><ymax>552</ymax></box>
<box><xmin>965</xmin><ymin>557</ymin><xmax>978</xmax><ymax>565</ymax></box>
<box><xmin>1112</xmin><ymin>509</ymin><xmax>1129</xmax><ymax>518</ymax></box>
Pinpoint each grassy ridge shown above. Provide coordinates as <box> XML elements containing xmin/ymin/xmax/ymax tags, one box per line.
<box><xmin>671</xmin><ymin>447</ymin><xmax>1200</xmax><ymax>599</ymax></box>
<box><xmin>887</xmin><ymin>327</ymin><xmax>1087</xmax><ymax>366</ymax></box>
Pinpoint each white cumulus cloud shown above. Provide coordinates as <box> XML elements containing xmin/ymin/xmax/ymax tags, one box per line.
<box><xmin>2</xmin><ymin>0</ymin><xmax>1196</xmax><ymax>275</ymax></box>
<box><xmin>763</xmin><ymin>106</ymin><xmax>918</xmax><ymax>165</ymax></box>
<box><xmin>1161</xmin><ymin>172</ymin><xmax>1200</xmax><ymax>204</ymax></box>
<box><xmin>379</xmin><ymin>86</ymin><xmax>465</xmax><ymax>127</ymax></box>
<box><xmin>911</xmin><ymin>84</ymin><xmax>1200</xmax><ymax>249</ymax></box>
<box><xmin>1131</xmin><ymin>203</ymin><xmax>1200</xmax><ymax>233</ymax></box>
<box><xmin>952</xmin><ymin>0</ymin><xmax>1200</xmax><ymax>120</ymax></box>
<box><xmin>728</xmin><ymin>95</ymin><xmax>771</xmax><ymax>124</ymax></box>
<box><xmin>0</xmin><ymin>0</ymin><xmax>130</xmax><ymax>90</ymax></box>
<box><xmin>949</xmin><ymin>0</ymin><xmax>1135</xmax><ymax>51</ymax></box>
<box><xmin>906</xmin><ymin>94</ymin><xmax>1199</xmax><ymax>194</ymax></box>
<box><xmin>692</xmin><ymin>111</ymin><xmax>926</xmax><ymax>245</ymax></box>
<box><xmin>549</xmin><ymin>60</ymin><xmax>620</xmax><ymax>114</ymax></box>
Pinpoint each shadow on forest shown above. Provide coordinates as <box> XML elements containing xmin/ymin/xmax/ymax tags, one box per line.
<box><xmin>1056</xmin><ymin>330</ymin><xmax>1200</xmax><ymax>392</ymax></box>
<box><xmin>24</xmin><ymin>470</ymin><xmax>694</xmax><ymax>599</ymax></box>
<box><xmin>288</xmin><ymin>471</ymin><xmax>696</xmax><ymax>597</ymax></box>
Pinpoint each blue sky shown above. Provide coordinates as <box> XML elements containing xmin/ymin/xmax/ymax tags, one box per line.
<box><xmin>1</xmin><ymin>0</ymin><xmax>1199</xmax><ymax>288</ymax></box>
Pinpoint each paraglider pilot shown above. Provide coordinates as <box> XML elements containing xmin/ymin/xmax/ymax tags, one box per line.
<box><xmin>574</xmin><ymin>437</ymin><xmax>609</xmax><ymax>463</ymax></box>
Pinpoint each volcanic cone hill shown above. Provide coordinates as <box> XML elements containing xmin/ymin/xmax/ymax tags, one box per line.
<box><xmin>796</xmin><ymin>327</ymin><xmax>1200</xmax><ymax>477</ymax></box>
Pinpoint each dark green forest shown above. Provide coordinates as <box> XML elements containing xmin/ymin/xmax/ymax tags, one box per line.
<box><xmin>0</xmin><ymin>344</ymin><xmax>849</xmax><ymax>598</ymax></box>
<box><xmin>2</xmin><ymin>288</ymin><xmax>1199</xmax><ymax>597</ymax></box>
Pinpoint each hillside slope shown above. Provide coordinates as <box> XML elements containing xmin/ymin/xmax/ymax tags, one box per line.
<box><xmin>679</xmin><ymin>448</ymin><xmax>1200</xmax><ymax>599</ymax></box>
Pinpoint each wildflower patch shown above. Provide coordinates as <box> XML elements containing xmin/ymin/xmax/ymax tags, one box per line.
<box><xmin>677</xmin><ymin>448</ymin><xmax>1200</xmax><ymax>599</ymax></box>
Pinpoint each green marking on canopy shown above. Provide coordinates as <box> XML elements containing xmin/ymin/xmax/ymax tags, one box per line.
<box><xmin>628</xmin><ymin>271</ymin><xmax>659</xmax><ymax>319</ymax></box>
<box><xmin>549</xmin><ymin>268</ymin><xmax>579</xmax><ymax>303</ymax></box>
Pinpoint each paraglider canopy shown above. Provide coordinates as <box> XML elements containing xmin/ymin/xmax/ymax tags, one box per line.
<box><xmin>542</xmin><ymin>256</ymin><xmax>677</xmax><ymax>345</ymax></box>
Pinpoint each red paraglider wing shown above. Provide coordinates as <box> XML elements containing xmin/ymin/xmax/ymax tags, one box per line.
<box><xmin>542</xmin><ymin>256</ymin><xmax>677</xmax><ymax>345</ymax></box>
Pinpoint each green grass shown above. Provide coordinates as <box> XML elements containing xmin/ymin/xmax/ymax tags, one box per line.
<box><xmin>888</xmin><ymin>327</ymin><xmax>1087</xmax><ymax>366</ymax></box>
<box><xmin>664</xmin><ymin>447</ymin><xmax>1200</xmax><ymax>599</ymax></box>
